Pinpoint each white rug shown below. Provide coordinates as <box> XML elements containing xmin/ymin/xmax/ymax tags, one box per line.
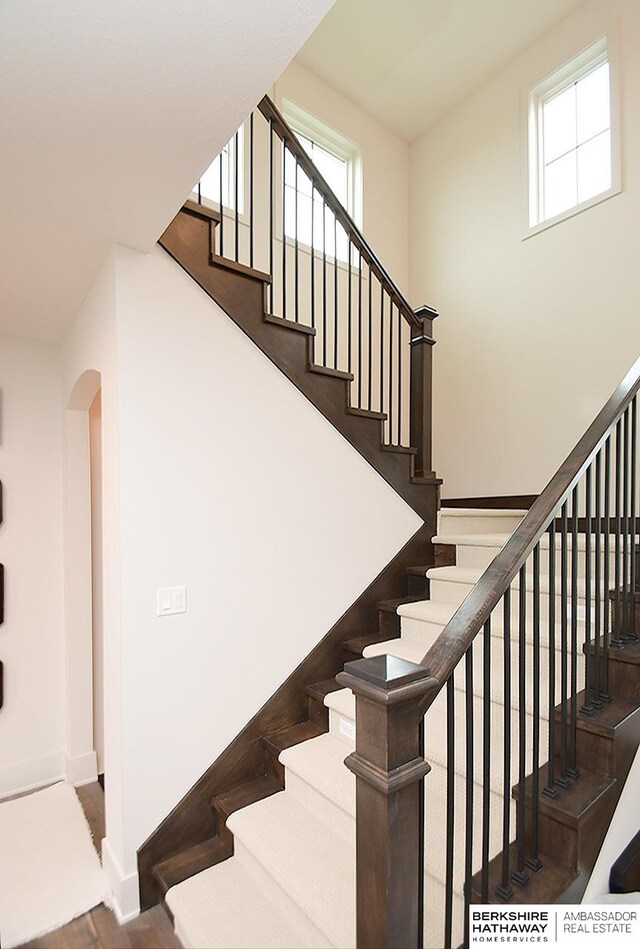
<box><xmin>0</xmin><ymin>782</ymin><xmax>110</xmax><ymax>948</ymax></box>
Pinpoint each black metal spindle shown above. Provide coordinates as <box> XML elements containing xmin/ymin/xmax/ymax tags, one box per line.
<box><xmin>527</xmin><ymin>544</ymin><xmax>542</xmax><ymax>871</ymax></box>
<box><xmin>632</xmin><ymin>397</ymin><xmax>638</xmax><ymax>641</ymax></box>
<box><xmin>358</xmin><ymin>250</ymin><xmax>363</xmax><ymax>405</ymax></box>
<box><xmin>310</xmin><ymin>186</ymin><xmax>316</xmax><ymax>332</ymax></box>
<box><xmin>463</xmin><ymin>647</ymin><xmax>474</xmax><ymax>948</ymax></box>
<box><xmin>622</xmin><ymin>409</ymin><xmax>630</xmax><ymax>640</ymax></box>
<box><xmin>582</xmin><ymin>467</ymin><xmax>594</xmax><ymax>714</ymax></box>
<box><xmin>380</xmin><ymin>285</ymin><xmax>385</xmax><ymax>416</ymax></box>
<box><xmin>282</xmin><ymin>144</ymin><xmax>287</xmax><ymax>322</ymax></box>
<box><xmin>544</xmin><ymin>522</ymin><xmax>558</xmax><ymax>798</ymax></box>
<box><xmin>234</xmin><ymin>130</ymin><xmax>239</xmax><ymax>262</ymax></box>
<box><xmin>249</xmin><ymin>113</ymin><xmax>254</xmax><ymax>268</ymax></box>
<box><xmin>603</xmin><ymin>438</ymin><xmax>612</xmax><ymax>700</ymax></box>
<box><xmin>558</xmin><ymin>502</ymin><xmax>569</xmax><ymax>787</ymax></box>
<box><xmin>496</xmin><ymin>587</ymin><xmax>513</xmax><ymax>901</ymax></box>
<box><xmin>388</xmin><ymin>301</ymin><xmax>394</xmax><ymax>442</ymax></box>
<box><xmin>294</xmin><ymin>160</ymin><xmax>299</xmax><ymax>324</ymax></box>
<box><xmin>368</xmin><ymin>262</ymin><xmax>373</xmax><ymax>409</ymax></box>
<box><xmin>322</xmin><ymin>197</ymin><xmax>327</xmax><ymax>365</ymax></box>
<box><xmin>418</xmin><ymin>716</ymin><xmax>425</xmax><ymax>949</ymax></box>
<box><xmin>444</xmin><ymin>676</ymin><xmax>455</xmax><ymax>948</ymax></box>
<box><xmin>481</xmin><ymin>618</ymin><xmax>491</xmax><ymax>902</ymax></box>
<box><xmin>334</xmin><ymin>217</ymin><xmax>339</xmax><ymax>368</ymax></box>
<box><xmin>397</xmin><ymin>306</ymin><xmax>402</xmax><ymax>445</ymax></box>
<box><xmin>219</xmin><ymin>146</ymin><xmax>224</xmax><ymax>257</ymax></box>
<box><xmin>568</xmin><ymin>485</ymin><xmax>580</xmax><ymax>778</ymax></box>
<box><xmin>347</xmin><ymin>238</ymin><xmax>351</xmax><ymax>373</ymax></box>
<box><xmin>197</xmin><ymin>180</ymin><xmax>201</xmax><ymax>205</ymax></box>
<box><xmin>268</xmin><ymin>121</ymin><xmax>273</xmax><ymax>313</ymax></box>
<box><xmin>513</xmin><ymin>565</ymin><xmax>528</xmax><ymax>886</ymax></box>
<box><xmin>614</xmin><ymin>419</ymin><xmax>622</xmax><ymax>646</ymax></box>
<box><xmin>594</xmin><ymin>452</ymin><xmax>603</xmax><ymax>705</ymax></box>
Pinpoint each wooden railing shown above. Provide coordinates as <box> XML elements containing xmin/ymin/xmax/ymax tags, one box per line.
<box><xmin>193</xmin><ymin>96</ymin><xmax>437</xmax><ymax>477</ymax></box>
<box><xmin>338</xmin><ymin>357</ymin><xmax>640</xmax><ymax>947</ymax></box>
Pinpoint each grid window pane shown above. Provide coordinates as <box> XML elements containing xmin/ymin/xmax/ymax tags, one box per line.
<box><xmin>577</xmin><ymin>61</ymin><xmax>610</xmax><ymax>145</ymax></box>
<box><xmin>577</xmin><ymin>129</ymin><xmax>611</xmax><ymax>203</ymax></box>
<box><xmin>543</xmin><ymin>84</ymin><xmax>576</xmax><ymax>163</ymax></box>
<box><xmin>544</xmin><ymin>151</ymin><xmax>577</xmax><ymax>220</ymax></box>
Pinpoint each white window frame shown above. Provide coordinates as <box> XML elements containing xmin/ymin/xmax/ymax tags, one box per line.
<box><xmin>282</xmin><ymin>99</ymin><xmax>363</xmax><ymax>231</ymax></box>
<box><xmin>525</xmin><ymin>35</ymin><xmax>621</xmax><ymax>238</ymax></box>
<box><xmin>192</xmin><ymin>126</ymin><xmax>245</xmax><ymax>214</ymax></box>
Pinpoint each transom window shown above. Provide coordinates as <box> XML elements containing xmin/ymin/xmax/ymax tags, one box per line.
<box><xmin>193</xmin><ymin>129</ymin><xmax>244</xmax><ymax>212</ymax></box>
<box><xmin>528</xmin><ymin>38</ymin><xmax>615</xmax><ymax>230</ymax></box>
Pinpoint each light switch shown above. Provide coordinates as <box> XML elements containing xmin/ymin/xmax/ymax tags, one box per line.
<box><xmin>157</xmin><ymin>586</ymin><xmax>187</xmax><ymax>616</ymax></box>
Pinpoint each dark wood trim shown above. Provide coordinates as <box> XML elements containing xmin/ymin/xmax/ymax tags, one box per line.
<box><xmin>137</xmin><ymin>522</ymin><xmax>436</xmax><ymax>909</ymax></box>
<box><xmin>410</xmin><ymin>311</ymin><xmax>437</xmax><ymax>480</ymax></box>
<box><xmin>209</xmin><ymin>253</ymin><xmax>271</xmax><ymax>283</ymax></box>
<box><xmin>610</xmin><ymin>828</ymin><xmax>640</xmax><ymax>893</ymax></box>
<box><xmin>182</xmin><ymin>199</ymin><xmax>222</xmax><ymax>224</ymax></box>
<box><xmin>441</xmin><ymin>495</ymin><xmax>537</xmax><ymax>510</ymax></box>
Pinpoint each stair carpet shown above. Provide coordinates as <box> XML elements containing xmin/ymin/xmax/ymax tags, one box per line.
<box><xmin>166</xmin><ymin>508</ymin><xmax>624</xmax><ymax>948</ymax></box>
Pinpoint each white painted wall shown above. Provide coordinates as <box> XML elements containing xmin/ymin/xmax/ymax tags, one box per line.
<box><xmin>275</xmin><ymin>59</ymin><xmax>411</xmax><ymax>294</ymax></box>
<box><xmin>410</xmin><ymin>0</ymin><xmax>640</xmax><ymax>498</ymax></box>
<box><xmin>112</xmin><ymin>243</ymin><xmax>421</xmax><ymax>906</ymax></box>
<box><xmin>0</xmin><ymin>335</ymin><xmax>65</xmax><ymax>796</ymax></box>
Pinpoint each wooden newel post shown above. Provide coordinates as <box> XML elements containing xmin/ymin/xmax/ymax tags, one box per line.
<box><xmin>336</xmin><ymin>655</ymin><xmax>438</xmax><ymax>949</ymax></box>
<box><xmin>410</xmin><ymin>304</ymin><xmax>438</xmax><ymax>479</ymax></box>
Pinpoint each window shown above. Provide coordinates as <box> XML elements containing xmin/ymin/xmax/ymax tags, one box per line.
<box><xmin>528</xmin><ymin>38</ymin><xmax>617</xmax><ymax>230</ymax></box>
<box><xmin>282</xmin><ymin>101</ymin><xmax>362</xmax><ymax>262</ymax></box>
<box><xmin>193</xmin><ymin>127</ymin><xmax>244</xmax><ymax>212</ymax></box>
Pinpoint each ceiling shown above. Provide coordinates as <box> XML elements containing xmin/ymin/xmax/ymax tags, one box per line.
<box><xmin>0</xmin><ymin>0</ymin><xmax>335</xmax><ymax>342</ymax></box>
<box><xmin>296</xmin><ymin>0</ymin><xmax>586</xmax><ymax>141</ymax></box>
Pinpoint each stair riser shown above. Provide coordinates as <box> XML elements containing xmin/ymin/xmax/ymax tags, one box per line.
<box><xmin>456</xmin><ymin>543</ymin><xmax>624</xmax><ymax>578</ymax></box>
<box><xmin>595</xmin><ymin>655</ymin><xmax>640</xmax><ymax>699</ymax></box>
<box><xmin>429</xmin><ymin>578</ymin><xmax>602</xmax><ymax>625</ymax></box>
<box><xmin>232</xmin><ymin>839</ymin><xmax>335</xmax><ymax>949</ymax></box>
<box><xmin>407</xmin><ymin>573</ymin><xmax>431</xmax><ymax>597</ymax></box>
<box><xmin>378</xmin><ymin>607</ymin><xmax>401</xmax><ymax>638</ymax></box>
<box><xmin>284</xmin><ymin>770</ymin><xmax>354</xmax><ymax>842</ymax></box>
<box><xmin>553</xmin><ymin>719</ymin><xmax>616</xmax><ymax>778</ymax></box>
<box><xmin>437</xmin><ymin>512</ymin><xmax>526</xmax><ymax>535</ymax></box>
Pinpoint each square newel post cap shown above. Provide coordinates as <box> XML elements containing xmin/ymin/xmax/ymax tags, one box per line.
<box><xmin>336</xmin><ymin>654</ymin><xmax>437</xmax><ymax>706</ymax></box>
<box><xmin>411</xmin><ymin>304</ymin><xmax>438</xmax><ymax>345</ymax></box>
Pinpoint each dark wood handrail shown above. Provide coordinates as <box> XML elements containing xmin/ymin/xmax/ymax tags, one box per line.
<box><xmin>258</xmin><ymin>96</ymin><xmax>422</xmax><ymax>330</ymax></box>
<box><xmin>419</xmin><ymin>354</ymin><xmax>640</xmax><ymax>706</ymax></box>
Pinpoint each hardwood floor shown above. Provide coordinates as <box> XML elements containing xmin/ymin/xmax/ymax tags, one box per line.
<box><xmin>16</xmin><ymin>782</ymin><xmax>181</xmax><ymax>949</ymax></box>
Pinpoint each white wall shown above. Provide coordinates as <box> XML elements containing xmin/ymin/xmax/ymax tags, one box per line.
<box><xmin>0</xmin><ymin>335</ymin><xmax>65</xmax><ymax>796</ymax></box>
<box><xmin>112</xmin><ymin>243</ymin><xmax>421</xmax><ymax>901</ymax></box>
<box><xmin>410</xmin><ymin>0</ymin><xmax>640</xmax><ymax>497</ymax></box>
<box><xmin>275</xmin><ymin>59</ymin><xmax>411</xmax><ymax>295</ymax></box>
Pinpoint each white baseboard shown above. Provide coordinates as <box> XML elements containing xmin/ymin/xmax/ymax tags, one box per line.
<box><xmin>66</xmin><ymin>750</ymin><xmax>98</xmax><ymax>786</ymax></box>
<box><xmin>0</xmin><ymin>751</ymin><xmax>66</xmax><ymax>800</ymax></box>
<box><xmin>102</xmin><ymin>836</ymin><xmax>140</xmax><ymax>922</ymax></box>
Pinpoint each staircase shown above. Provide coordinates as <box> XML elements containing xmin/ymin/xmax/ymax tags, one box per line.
<box><xmin>162</xmin><ymin>507</ymin><xmax>640</xmax><ymax>948</ymax></box>
<box><xmin>137</xmin><ymin>95</ymin><xmax>640</xmax><ymax>948</ymax></box>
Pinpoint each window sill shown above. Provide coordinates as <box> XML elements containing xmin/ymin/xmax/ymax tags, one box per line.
<box><xmin>523</xmin><ymin>183</ymin><xmax>621</xmax><ymax>240</ymax></box>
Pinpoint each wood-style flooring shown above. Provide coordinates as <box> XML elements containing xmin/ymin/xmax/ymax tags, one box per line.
<box><xmin>13</xmin><ymin>782</ymin><xmax>182</xmax><ymax>949</ymax></box>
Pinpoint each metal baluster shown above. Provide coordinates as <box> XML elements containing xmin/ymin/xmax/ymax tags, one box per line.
<box><xmin>527</xmin><ymin>544</ymin><xmax>542</xmax><ymax>871</ymax></box>
<box><xmin>397</xmin><ymin>306</ymin><xmax>402</xmax><ymax>445</ymax></box>
<box><xmin>282</xmin><ymin>143</ymin><xmax>287</xmax><ymax>321</ymax></box>
<box><xmin>249</xmin><ymin>113</ymin><xmax>254</xmax><ymax>269</ymax></box>
<box><xmin>418</xmin><ymin>715</ymin><xmax>425</xmax><ymax>949</ymax></box>
<box><xmin>380</xmin><ymin>285</ymin><xmax>385</xmax><ymax>416</ymax></box>
<box><xmin>558</xmin><ymin>502</ymin><xmax>570</xmax><ymax>787</ymax></box>
<box><xmin>358</xmin><ymin>250</ymin><xmax>363</xmax><ymax>405</ymax></box>
<box><xmin>234</xmin><ymin>130</ymin><xmax>239</xmax><ymax>262</ymax></box>
<box><xmin>464</xmin><ymin>647</ymin><xmax>474</xmax><ymax>949</ymax></box>
<box><xmin>347</xmin><ymin>238</ymin><xmax>351</xmax><ymax>373</ymax></box>
<box><xmin>544</xmin><ymin>522</ymin><xmax>558</xmax><ymax>798</ymax></box>
<box><xmin>481</xmin><ymin>618</ymin><xmax>491</xmax><ymax>902</ymax></box>
<box><xmin>622</xmin><ymin>409</ymin><xmax>630</xmax><ymax>640</ymax></box>
<box><xmin>582</xmin><ymin>467</ymin><xmax>594</xmax><ymax>714</ymax></box>
<box><xmin>613</xmin><ymin>419</ymin><xmax>622</xmax><ymax>646</ymax></box>
<box><xmin>197</xmin><ymin>180</ymin><xmax>201</xmax><ymax>205</ymax></box>
<box><xmin>568</xmin><ymin>485</ymin><xmax>580</xmax><ymax>778</ymax></box>
<box><xmin>310</xmin><ymin>186</ymin><xmax>315</xmax><ymax>335</ymax></box>
<box><xmin>268</xmin><ymin>121</ymin><xmax>273</xmax><ymax>312</ymax></box>
<box><xmin>632</xmin><ymin>397</ymin><xmax>638</xmax><ymax>641</ymax></box>
<box><xmin>334</xmin><ymin>216</ymin><xmax>338</xmax><ymax>367</ymax></box>
<box><xmin>497</xmin><ymin>589</ymin><xmax>514</xmax><ymax>900</ymax></box>
<box><xmin>444</xmin><ymin>676</ymin><xmax>455</xmax><ymax>948</ymax></box>
<box><xmin>219</xmin><ymin>147</ymin><xmax>224</xmax><ymax>257</ymax></box>
<box><xmin>513</xmin><ymin>565</ymin><xmax>529</xmax><ymax>886</ymax></box>
<box><xmin>322</xmin><ymin>197</ymin><xmax>327</xmax><ymax>364</ymax></box>
<box><xmin>365</xmin><ymin>262</ymin><xmax>372</xmax><ymax>410</ymax></box>
<box><xmin>594</xmin><ymin>452</ymin><xmax>603</xmax><ymax>706</ymax></box>
<box><xmin>603</xmin><ymin>438</ymin><xmax>612</xmax><ymax>700</ymax></box>
<box><xmin>294</xmin><ymin>160</ymin><xmax>299</xmax><ymax>324</ymax></box>
<box><xmin>388</xmin><ymin>301</ymin><xmax>394</xmax><ymax>442</ymax></box>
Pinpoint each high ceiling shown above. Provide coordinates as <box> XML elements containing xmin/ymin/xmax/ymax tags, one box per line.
<box><xmin>0</xmin><ymin>0</ymin><xmax>335</xmax><ymax>341</ymax></box>
<box><xmin>296</xmin><ymin>0</ymin><xmax>586</xmax><ymax>141</ymax></box>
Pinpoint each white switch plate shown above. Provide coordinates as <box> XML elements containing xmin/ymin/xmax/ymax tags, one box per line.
<box><xmin>157</xmin><ymin>585</ymin><xmax>187</xmax><ymax>616</ymax></box>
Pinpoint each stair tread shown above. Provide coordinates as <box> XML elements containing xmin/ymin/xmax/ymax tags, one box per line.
<box><xmin>212</xmin><ymin>773</ymin><xmax>281</xmax><ymax>821</ymax></box>
<box><xmin>381</xmin><ymin>443</ymin><xmax>417</xmax><ymax>455</ymax></box>
<box><xmin>227</xmin><ymin>792</ymin><xmax>355</xmax><ymax>948</ymax></box>
<box><xmin>262</xmin><ymin>720</ymin><xmax>326</xmax><ymax>757</ymax></box>
<box><xmin>470</xmin><ymin>843</ymin><xmax>578</xmax><ymax>904</ymax></box>
<box><xmin>428</xmin><ymin>564</ymin><xmax>598</xmax><ymax>597</ymax></box>
<box><xmin>554</xmin><ymin>690</ymin><xmax>640</xmax><ymax>736</ymax></box>
<box><xmin>406</xmin><ymin>563</ymin><xmax>433</xmax><ymax>577</ymax></box>
<box><xmin>343</xmin><ymin>633</ymin><xmax>397</xmax><ymax>656</ymax></box>
<box><xmin>591</xmin><ymin>638</ymin><xmax>640</xmax><ymax>665</ymax></box>
<box><xmin>346</xmin><ymin>406</ymin><xmax>387</xmax><ymax>420</ymax></box>
<box><xmin>377</xmin><ymin>595</ymin><xmax>426</xmax><ymax>612</ymax></box>
<box><xmin>439</xmin><ymin>508</ymin><xmax>529</xmax><ymax>517</ymax></box>
<box><xmin>280</xmin><ymin>732</ymin><xmax>355</xmax><ymax>819</ymax></box>
<box><xmin>434</xmin><ymin>532</ymin><xmax>623</xmax><ymax>550</ymax></box>
<box><xmin>154</xmin><ymin>837</ymin><xmax>231</xmax><ymax>894</ymax></box>
<box><xmin>305</xmin><ymin>678</ymin><xmax>341</xmax><ymax>702</ymax></box>
<box><xmin>324</xmin><ymin>688</ymin><xmax>355</xmax><ymax>720</ymax></box>
<box><xmin>166</xmin><ymin>855</ymin><xmax>318</xmax><ymax>949</ymax></box>
<box><xmin>514</xmin><ymin>763</ymin><xmax>616</xmax><ymax>827</ymax></box>
<box><xmin>182</xmin><ymin>199</ymin><xmax>222</xmax><ymax>223</ymax></box>
<box><xmin>263</xmin><ymin>312</ymin><xmax>316</xmax><ymax>335</ymax></box>
<box><xmin>209</xmin><ymin>253</ymin><xmax>272</xmax><ymax>283</ymax></box>
<box><xmin>307</xmin><ymin>363</ymin><xmax>354</xmax><ymax>381</ymax></box>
